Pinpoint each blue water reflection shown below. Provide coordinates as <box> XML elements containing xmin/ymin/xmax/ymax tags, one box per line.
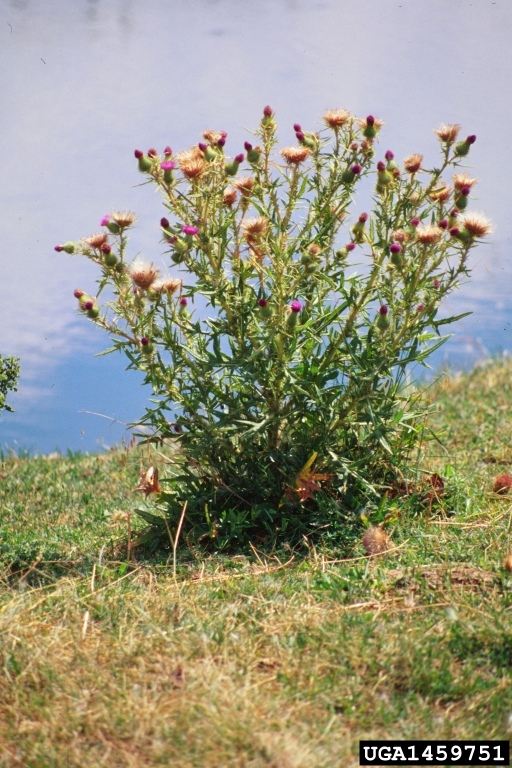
<box><xmin>1</xmin><ymin>0</ymin><xmax>511</xmax><ymax>452</ymax></box>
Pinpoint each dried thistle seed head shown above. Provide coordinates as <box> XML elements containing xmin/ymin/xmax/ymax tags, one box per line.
<box><xmin>404</xmin><ymin>154</ymin><xmax>423</xmax><ymax>173</ymax></box>
<box><xmin>202</xmin><ymin>129</ymin><xmax>224</xmax><ymax>144</ymax></box>
<box><xmin>362</xmin><ymin>526</ymin><xmax>391</xmax><ymax>555</ymax></box>
<box><xmin>429</xmin><ymin>183</ymin><xmax>452</xmax><ymax>203</ymax></box>
<box><xmin>84</xmin><ymin>232</ymin><xmax>109</xmax><ymax>249</ymax></box>
<box><xmin>392</xmin><ymin>229</ymin><xmax>410</xmax><ymax>243</ymax></box>
<box><xmin>128</xmin><ymin>258</ymin><xmax>159</xmax><ymax>290</ymax></box>
<box><xmin>280</xmin><ymin>146</ymin><xmax>311</xmax><ymax>165</ymax></box>
<box><xmin>177</xmin><ymin>148</ymin><xmax>206</xmax><ymax>179</ymax></box>
<box><xmin>153</xmin><ymin>276</ymin><xmax>182</xmax><ymax>295</ymax></box>
<box><xmin>416</xmin><ymin>225</ymin><xmax>442</xmax><ymax>244</ymax></box>
<box><xmin>434</xmin><ymin>123</ymin><xmax>461</xmax><ymax>143</ymax></box>
<box><xmin>460</xmin><ymin>212</ymin><xmax>493</xmax><ymax>238</ymax></box>
<box><xmin>242</xmin><ymin>216</ymin><xmax>269</xmax><ymax>241</ymax></box>
<box><xmin>233</xmin><ymin>176</ymin><xmax>255</xmax><ymax>197</ymax></box>
<box><xmin>323</xmin><ymin>108</ymin><xmax>352</xmax><ymax>128</ymax></box>
<box><xmin>110</xmin><ymin>210</ymin><xmax>138</xmax><ymax>228</ymax></box>
<box><xmin>453</xmin><ymin>172</ymin><xmax>478</xmax><ymax>191</ymax></box>
<box><xmin>223</xmin><ymin>188</ymin><xmax>237</xmax><ymax>207</ymax></box>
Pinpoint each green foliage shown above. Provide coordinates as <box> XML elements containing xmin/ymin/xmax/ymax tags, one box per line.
<box><xmin>62</xmin><ymin>109</ymin><xmax>489</xmax><ymax>548</ymax></box>
<box><xmin>0</xmin><ymin>354</ymin><xmax>20</xmax><ymax>413</ymax></box>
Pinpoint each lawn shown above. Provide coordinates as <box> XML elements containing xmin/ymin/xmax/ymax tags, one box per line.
<box><xmin>0</xmin><ymin>360</ymin><xmax>511</xmax><ymax>767</ymax></box>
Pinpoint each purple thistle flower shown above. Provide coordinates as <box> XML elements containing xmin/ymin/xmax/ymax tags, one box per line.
<box><xmin>141</xmin><ymin>336</ymin><xmax>149</xmax><ymax>346</ymax></box>
<box><xmin>180</xmin><ymin>297</ymin><xmax>188</xmax><ymax>307</ymax></box>
<box><xmin>161</xmin><ymin>161</ymin><xmax>175</xmax><ymax>171</ymax></box>
<box><xmin>379</xmin><ymin>305</ymin><xmax>388</xmax><ymax>316</ymax></box>
<box><xmin>163</xmin><ymin>146</ymin><xmax>172</xmax><ymax>155</ymax></box>
<box><xmin>417</xmin><ymin>303</ymin><xmax>425</xmax><ymax>311</ymax></box>
<box><xmin>100</xmin><ymin>215</ymin><xmax>110</xmax><ymax>227</ymax></box>
<box><xmin>433</xmin><ymin>279</ymin><xmax>440</xmax><ymax>289</ymax></box>
<box><xmin>147</xmin><ymin>148</ymin><xmax>158</xmax><ymax>157</ymax></box>
<box><xmin>134</xmin><ymin>149</ymin><xmax>143</xmax><ymax>159</ymax></box>
<box><xmin>160</xmin><ymin>217</ymin><xmax>170</xmax><ymax>228</ymax></box>
<box><xmin>173</xmin><ymin>424</ymin><xmax>181</xmax><ymax>433</ymax></box>
<box><xmin>220</xmin><ymin>131</ymin><xmax>228</xmax><ymax>139</ymax></box>
<box><xmin>217</xmin><ymin>136</ymin><xmax>226</xmax><ymax>148</ymax></box>
<box><xmin>351</xmin><ymin>164</ymin><xmax>362</xmax><ymax>174</ymax></box>
<box><xmin>295</xmin><ymin>131</ymin><xmax>305</xmax><ymax>142</ymax></box>
<box><xmin>101</xmin><ymin>243</ymin><xmax>111</xmax><ymax>254</ymax></box>
<box><xmin>350</xmin><ymin>142</ymin><xmax>359</xmax><ymax>150</ymax></box>
<box><xmin>244</xmin><ymin>141</ymin><xmax>253</xmax><ymax>152</ymax></box>
<box><xmin>439</xmin><ymin>219</ymin><xmax>448</xmax><ymax>229</ymax></box>
<box><xmin>293</xmin><ymin>123</ymin><xmax>302</xmax><ymax>132</ymax></box>
<box><xmin>54</xmin><ymin>245</ymin><xmax>63</xmax><ymax>252</ymax></box>
<box><xmin>450</xmin><ymin>227</ymin><xmax>460</xmax><ymax>237</ymax></box>
<box><xmin>410</xmin><ymin>217</ymin><xmax>420</xmax><ymax>227</ymax></box>
<box><xmin>182</xmin><ymin>225</ymin><xmax>199</xmax><ymax>236</ymax></box>
<box><xmin>377</xmin><ymin>161</ymin><xmax>386</xmax><ymax>172</ymax></box>
<box><xmin>460</xmin><ymin>185</ymin><xmax>471</xmax><ymax>196</ymax></box>
<box><xmin>198</xmin><ymin>142</ymin><xmax>208</xmax><ymax>152</ymax></box>
<box><xmin>385</xmin><ymin>150</ymin><xmax>394</xmax><ymax>160</ymax></box>
<box><xmin>346</xmin><ymin>243</ymin><xmax>356</xmax><ymax>252</ymax></box>
<box><xmin>359</xmin><ymin>213</ymin><xmax>368</xmax><ymax>223</ymax></box>
<box><xmin>390</xmin><ymin>243</ymin><xmax>402</xmax><ymax>254</ymax></box>
<box><xmin>466</xmin><ymin>135</ymin><xmax>477</xmax><ymax>144</ymax></box>
<box><xmin>290</xmin><ymin>300</ymin><xmax>302</xmax><ymax>313</ymax></box>
<box><xmin>168</xmin><ymin>236</ymin><xmax>178</xmax><ymax>244</ymax></box>
<box><xmin>234</xmin><ymin>153</ymin><xmax>244</xmax><ymax>163</ymax></box>
<box><xmin>84</xmin><ymin>301</ymin><xmax>94</xmax><ymax>311</ymax></box>
<box><xmin>263</xmin><ymin>106</ymin><xmax>273</xmax><ymax>117</ymax></box>
<box><xmin>366</xmin><ymin>115</ymin><xmax>375</xmax><ymax>126</ymax></box>
<box><xmin>257</xmin><ymin>298</ymin><xmax>268</xmax><ymax>308</ymax></box>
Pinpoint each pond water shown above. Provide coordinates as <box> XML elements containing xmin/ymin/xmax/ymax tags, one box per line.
<box><xmin>1</xmin><ymin>0</ymin><xmax>511</xmax><ymax>453</ymax></box>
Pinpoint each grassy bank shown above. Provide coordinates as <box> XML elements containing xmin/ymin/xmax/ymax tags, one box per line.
<box><xmin>1</xmin><ymin>360</ymin><xmax>512</xmax><ymax>767</ymax></box>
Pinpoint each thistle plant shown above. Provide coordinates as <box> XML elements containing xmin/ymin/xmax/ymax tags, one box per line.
<box><xmin>57</xmin><ymin>108</ymin><xmax>491</xmax><ymax>549</ymax></box>
<box><xmin>0</xmin><ymin>355</ymin><xmax>20</xmax><ymax>414</ymax></box>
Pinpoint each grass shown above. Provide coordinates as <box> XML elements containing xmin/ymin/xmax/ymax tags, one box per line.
<box><xmin>1</xmin><ymin>360</ymin><xmax>512</xmax><ymax>766</ymax></box>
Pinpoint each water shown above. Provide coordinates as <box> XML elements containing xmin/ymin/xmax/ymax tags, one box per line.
<box><xmin>1</xmin><ymin>0</ymin><xmax>511</xmax><ymax>453</ymax></box>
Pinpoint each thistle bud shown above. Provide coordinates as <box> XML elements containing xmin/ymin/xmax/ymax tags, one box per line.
<box><xmin>179</xmin><ymin>296</ymin><xmax>189</xmax><ymax>318</ymax></box>
<box><xmin>54</xmin><ymin>244</ymin><xmax>63</xmax><ymax>252</ymax></box>
<box><xmin>363</xmin><ymin>115</ymin><xmax>379</xmax><ymax>139</ymax></box>
<box><xmin>257</xmin><ymin>297</ymin><xmax>272</xmax><ymax>319</ymax></box>
<box><xmin>286</xmin><ymin>300</ymin><xmax>302</xmax><ymax>330</ymax></box>
<box><xmin>103</xmin><ymin>252</ymin><xmax>118</xmax><ymax>268</ymax></box>
<box><xmin>293</xmin><ymin>123</ymin><xmax>302</xmax><ymax>132</ymax></box>
<box><xmin>160</xmin><ymin>217</ymin><xmax>170</xmax><ymax>229</ymax></box>
<box><xmin>86</xmin><ymin>304</ymin><xmax>100</xmax><ymax>319</ymax></box>
<box><xmin>454</xmin><ymin>135</ymin><xmax>476</xmax><ymax>157</ymax></box>
<box><xmin>385</xmin><ymin>150</ymin><xmax>399</xmax><ymax>173</ymax></box>
<box><xmin>295</xmin><ymin>131</ymin><xmax>305</xmax><ymax>143</ymax></box>
<box><xmin>147</xmin><ymin>148</ymin><xmax>158</xmax><ymax>158</ymax></box>
<box><xmin>163</xmin><ymin>146</ymin><xmax>172</xmax><ymax>157</ymax></box>
<box><xmin>244</xmin><ymin>141</ymin><xmax>253</xmax><ymax>152</ymax></box>
<box><xmin>342</xmin><ymin>163</ymin><xmax>361</xmax><ymax>184</ymax></box>
<box><xmin>261</xmin><ymin>105</ymin><xmax>275</xmax><ymax>128</ymax></box>
<box><xmin>376</xmin><ymin>305</ymin><xmax>390</xmax><ymax>331</ymax></box>
<box><xmin>377</xmin><ymin>161</ymin><xmax>393</xmax><ymax>186</ymax></box>
<box><xmin>351</xmin><ymin>213</ymin><xmax>368</xmax><ymax>243</ymax></box>
<box><xmin>136</xmin><ymin>152</ymin><xmax>153</xmax><ymax>172</ymax></box>
<box><xmin>439</xmin><ymin>219</ymin><xmax>448</xmax><ymax>230</ymax></box>
<box><xmin>335</xmin><ymin>242</ymin><xmax>356</xmax><ymax>259</ymax></box>
<box><xmin>217</xmin><ymin>136</ymin><xmax>226</xmax><ymax>148</ymax></box>
<box><xmin>410</xmin><ymin>217</ymin><xmax>420</xmax><ymax>227</ymax></box>
<box><xmin>141</xmin><ymin>336</ymin><xmax>154</xmax><ymax>354</ymax></box>
<box><xmin>62</xmin><ymin>242</ymin><xmax>76</xmax><ymax>254</ymax></box>
<box><xmin>106</xmin><ymin>221</ymin><xmax>120</xmax><ymax>235</ymax></box>
<box><xmin>389</xmin><ymin>242</ymin><xmax>403</xmax><ymax>267</ymax></box>
<box><xmin>247</xmin><ymin>146</ymin><xmax>262</xmax><ymax>164</ymax></box>
<box><xmin>225</xmin><ymin>159</ymin><xmax>241</xmax><ymax>176</ymax></box>
<box><xmin>198</xmin><ymin>142</ymin><xmax>208</xmax><ymax>152</ymax></box>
